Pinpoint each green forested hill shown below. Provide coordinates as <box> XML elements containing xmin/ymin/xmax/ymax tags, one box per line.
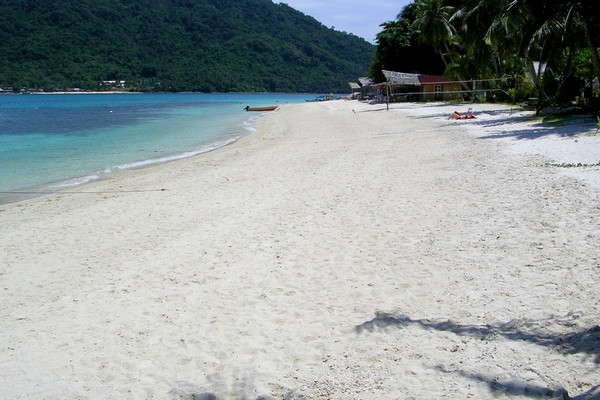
<box><xmin>0</xmin><ymin>0</ymin><xmax>375</xmax><ymax>92</ymax></box>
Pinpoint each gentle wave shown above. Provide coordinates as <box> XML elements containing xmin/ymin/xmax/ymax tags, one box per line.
<box><xmin>47</xmin><ymin>174</ymin><xmax>102</xmax><ymax>190</ymax></box>
<box><xmin>242</xmin><ymin>115</ymin><xmax>261</xmax><ymax>132</ymax></box>
<box><xmin>1</xmin><ymin>136</ymin><xmax>241</xmax><ymax>202</ymax></box>
<box><xmin>113</xmin><ymin>137</ymin><xmax>239</xmax><ymax>171</ymax></box>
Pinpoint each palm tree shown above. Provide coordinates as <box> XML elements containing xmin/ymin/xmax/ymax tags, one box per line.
<box><xmin>452</xmin><ymin>0</ymin><xmax>514</xmax><ymax>76</ymax></box>
<box><xmin>412</xmin><ymin>0</ymin><xmax>456</xmax><ymax>67</ymax></box>
<box><xmin>498</xmin><ymin>0</ymin><xmax>593</xmax><ymax>111</ymax></box>
<box><xmin>452</xmin><ymin>0</ymin><xmax>599</xmax><ymax>108</ymax></box>
<box><xmin>369</xmin><ymin>18</ymin><xmax>411</xmax><ymax>81</ymax></box>
<box><xmin>370</xmin><ymin>4</ymin><xmax>445</xmax><ymax>80</ymax></box>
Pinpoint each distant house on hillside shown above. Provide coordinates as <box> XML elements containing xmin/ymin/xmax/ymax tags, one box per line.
<box><xmin>101</xmin><ymin>80</ymin><xmax>126</xmax><ymax>90</ymax></box>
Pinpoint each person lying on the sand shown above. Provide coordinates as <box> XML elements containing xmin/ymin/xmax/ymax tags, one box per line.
<box><xmin>448</xmin><ymin>108</ymin><xmax>476</xmax><ymax>120</ymax></box>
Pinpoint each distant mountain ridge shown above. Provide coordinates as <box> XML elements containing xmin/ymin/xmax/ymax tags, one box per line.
<box><xmin>0</xmin><ymin>0</ymin><xmax>375</xmax><ymax>92</ymax></box>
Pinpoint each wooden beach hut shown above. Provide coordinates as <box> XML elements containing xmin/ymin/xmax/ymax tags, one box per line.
<box><xmin>348</xmin><ymin>82</ymin><xmax>361</xmax><ymax>99</ymax></box>
<box><xmin>358</xmin><ymin>77</ymin><xmax>376</xmax><ymax>99</ymax></box>
<box><xmin>382</xmin><ymin>70</ymin><xmax>421</xmax><ymax>102</ymax></box>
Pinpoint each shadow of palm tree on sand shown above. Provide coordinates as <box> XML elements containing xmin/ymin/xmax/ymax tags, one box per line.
<box><xmin>355</xmin><ymin>311</ymin><xmax>600</xmax><ymax>363</ymax></box>
<box><xmin>355</xmin><ymin>312</ymin><xmax>600</xmax><ymax>399</ymax></box>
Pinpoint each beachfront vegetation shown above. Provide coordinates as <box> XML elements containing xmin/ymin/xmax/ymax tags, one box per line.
<box><xmin>0</xmin><ymin>0</ymin><xmax>374</xmax><ymax>93</ymax></box>
<box><xmin>370</xmin><ymin>0</ymin><xmax>600</xmax><ymax>110</ymax></box>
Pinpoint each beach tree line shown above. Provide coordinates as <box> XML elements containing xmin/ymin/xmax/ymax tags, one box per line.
<box><xmin>370</xmin><ymin>0</ymin><xmax>600</xmax><ymax>109</ymax></box>
<box><xmin>0</xmin><ymin>0</ymin><xmax>374</xmax><ymax>93</ymax></box>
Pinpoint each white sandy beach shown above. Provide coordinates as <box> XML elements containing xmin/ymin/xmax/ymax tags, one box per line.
<box><xmin>1</xmin><ymin>101</ymin><xmax>599</xmax><ymax>399</ymax></box>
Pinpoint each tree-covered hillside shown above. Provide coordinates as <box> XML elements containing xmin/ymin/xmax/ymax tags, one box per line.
<box><xmin>0</xmin><ymin>0</ymin><xmax>374</xmax><ymax>92</ymax></box>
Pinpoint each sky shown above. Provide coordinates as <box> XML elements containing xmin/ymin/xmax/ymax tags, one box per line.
<box><xmin>275</xmin><ymin>0</ymin><xmax>412</xmax><ymax>44</ymax></box>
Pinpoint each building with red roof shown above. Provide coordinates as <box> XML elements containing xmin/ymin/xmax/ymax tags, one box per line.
<box><xmin>417</xmin><ymin>74</ymin><xmax>457</xmax><ymax>101</ymax></box>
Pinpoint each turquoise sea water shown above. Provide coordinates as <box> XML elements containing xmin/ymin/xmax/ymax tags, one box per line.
<box><xmin>0</xmin><ymin>93</ymin><xmax>311</xmax><ymax>204</ymax></box>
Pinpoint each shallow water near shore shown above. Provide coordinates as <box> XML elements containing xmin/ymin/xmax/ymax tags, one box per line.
<box><xmin>0</xmin><ymin>92</ymin><xmax>310</xmax><ymax>203</ymax></box>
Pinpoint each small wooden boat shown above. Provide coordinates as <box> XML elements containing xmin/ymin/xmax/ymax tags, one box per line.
<box><xmin>244</xmin><ymin>105</ymin><xmax>278</xmax><ymax>112</ymax></box>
